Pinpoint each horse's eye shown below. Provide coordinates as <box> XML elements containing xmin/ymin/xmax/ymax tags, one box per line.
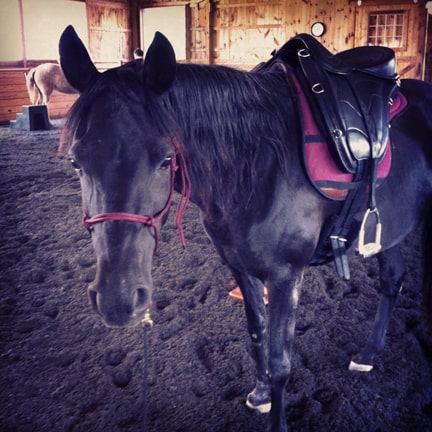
<box><xmin>159</xmin><ymin>156</ymin><xmax>172</xmax><ymax>170</ymax></box>
<box><xmin>69</xmin><ymin>158</ymin><xmax>82</xmax><ymax>174</ymax></box>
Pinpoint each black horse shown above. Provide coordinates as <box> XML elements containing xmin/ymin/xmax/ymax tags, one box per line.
<box><xmin>59</xmin><ymin>25</ymin><xmax>432</xmax><ymax>432</ymax></box>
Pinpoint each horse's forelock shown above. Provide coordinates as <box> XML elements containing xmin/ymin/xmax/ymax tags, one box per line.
<box><xmin>59</xmin><ymin>64</ymin><xmax>174</xmax><ymax>155</ymax></box>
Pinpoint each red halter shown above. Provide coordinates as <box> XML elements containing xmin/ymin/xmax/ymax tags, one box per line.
<box><xmin>82</xmin><ymin>136</ymin><xmax>191</xmax><ymax>251</ymax></box>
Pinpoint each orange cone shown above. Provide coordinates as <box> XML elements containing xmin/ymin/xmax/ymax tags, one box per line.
<box><xmin>229</xmin><ymin>286</ymin><xmax>268</xmax><ymax>305</ymax></box>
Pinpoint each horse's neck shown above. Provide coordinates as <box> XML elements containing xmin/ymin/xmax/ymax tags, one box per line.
<box><xmin>170</xmin><ymin>66</ymin><xmax>297</xmax><ymax>218</ymax></box>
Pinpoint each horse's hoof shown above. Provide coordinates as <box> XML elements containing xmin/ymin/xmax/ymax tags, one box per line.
<box><xmin>246</xmin><ymin>397</ymin><xmax>271</xmax><ymax>413</ymax></box>
<box><xmin>246</xmin><ymin>390</ymin><xmax>271</xmax><ymax>413</ymax></box>
<box><xmin>348</xmin><ymin>360</ymin><xmax>373</xmax><ymax>372</ymax></box>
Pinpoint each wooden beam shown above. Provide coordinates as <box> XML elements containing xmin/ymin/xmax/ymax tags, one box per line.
<box><xmin>18</xmin><ymin>0</ymin><xmax>26</xmax><ymax>68</ymax></box>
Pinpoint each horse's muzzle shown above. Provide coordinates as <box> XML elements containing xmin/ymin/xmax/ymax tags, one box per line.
<box><xmin>88</xmin><ymin>285</ymin><xmax>150</xmax><ymax>327</ymax></box>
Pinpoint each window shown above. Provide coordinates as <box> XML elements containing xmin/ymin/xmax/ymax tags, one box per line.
<box><xmin>0</xmin><ymin>0</ymin><xmax>87</xmax><ymax>66</ymax></box>
<box><xmin>140</xmin><ymin>6</ymin><xmax>186</xmax><ymax>61</ymax></box>
<box><xmin>367</xmin><ymin>12</ymin><xmax>406</xmax><ymax>48</ymax></box>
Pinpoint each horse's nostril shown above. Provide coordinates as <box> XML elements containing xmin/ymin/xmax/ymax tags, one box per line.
<box><xmin>89</xmin><ymin>289</ymin><xmax>98</xmax><ymax>310</ymax></box>
<box><xmin>87</xmin><ymin>285</ymin><xmax>150</xmax><ymax>327</ymax></box>
<box><xmin>133</xmin><ymin>288</ymin><xmax>148</xmax><ymax>310</ymax></box>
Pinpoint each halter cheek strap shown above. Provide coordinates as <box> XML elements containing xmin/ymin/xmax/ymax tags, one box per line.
<box><xmin>82</xmin><ymin>136</ymin><xmax>191</xmax><ymax>251</ymax></box>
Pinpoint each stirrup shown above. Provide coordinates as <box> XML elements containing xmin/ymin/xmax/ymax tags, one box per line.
<box><xmin>358</xmin><ymin>207</ymin><xmax>382</xmax><ymax>258</ymax></box>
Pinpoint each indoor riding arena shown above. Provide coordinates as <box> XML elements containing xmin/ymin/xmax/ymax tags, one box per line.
<box><xmin>1</xmin><ymin>1</ymin><xmax>432</xmax><ymax>431</ymax></box>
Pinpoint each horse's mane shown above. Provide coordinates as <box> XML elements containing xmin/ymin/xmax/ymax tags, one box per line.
<box><xmin>61</xmin><ymin>61</ymin><xmax>299</xmax><ymax>213</ymax></box>
<box><xmin>169</xmin><ymin>63</ymin><xmax>298</xmax><ymax>212</ymax></box>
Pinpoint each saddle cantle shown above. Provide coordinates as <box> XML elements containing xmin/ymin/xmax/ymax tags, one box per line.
<box><xmin>254</xmin><ymin>35</ymin><xmax>404</xmax><ymax>279</ymax></box>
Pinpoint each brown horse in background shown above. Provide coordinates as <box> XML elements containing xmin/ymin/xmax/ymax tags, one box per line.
<box><xmin>24</xmin><ymin>63</ymin><xmax>78</xmax><ymax>105</ymax></box>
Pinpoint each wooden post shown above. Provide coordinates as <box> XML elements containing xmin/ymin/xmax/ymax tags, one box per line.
<box><xmin>18</xmin><ymin>0</ymin><xmax>27</xmax><ymax>69</ymax></box>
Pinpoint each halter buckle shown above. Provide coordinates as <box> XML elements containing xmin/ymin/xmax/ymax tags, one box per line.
<box><xmin>141</xmin><ymin>309</ymin><xmax>154</xmax><ymax>329</ymax></box>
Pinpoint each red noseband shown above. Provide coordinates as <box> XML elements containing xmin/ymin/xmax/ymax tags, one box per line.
<box><xmin>82</xmin><ymin>136</ymin><xmax>191</xmax><ymax>251</ymax></box>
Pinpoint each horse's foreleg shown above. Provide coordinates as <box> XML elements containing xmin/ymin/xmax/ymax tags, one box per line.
<box><xmin>349</xmin><ymin>245</ymin><xmax>405</xmax><ymax>371</ymax></box>
<box><xmin>267</xmin><ymin>268</ymin><xmax>303</xmax><ymax>432</ymax></box>
<box><xmin>232</xmin><ymin>271</ymin><xmax>271</xmax><ymax>413</ymax></box>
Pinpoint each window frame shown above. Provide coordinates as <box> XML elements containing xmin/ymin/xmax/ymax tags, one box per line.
<box><xmin>367</xmin><ymin>10</ymin><xmax>407</xmax><ymax>50</ymax></box>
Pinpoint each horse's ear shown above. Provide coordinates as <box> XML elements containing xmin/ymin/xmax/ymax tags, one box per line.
<box><xmin>59</xmin><ymin>25</ymin><xmax>99</xmax><ymax>92</ymax></box>
<box><xmin>143</xmin><ymin>32</ymin><xmax>176</xmax><ymax>94</ymax></box>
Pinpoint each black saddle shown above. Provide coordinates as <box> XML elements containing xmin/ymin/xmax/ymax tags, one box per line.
<box><xmin>255</xmin><ymin>33</ymin><xmax>400</xmax><ymax>174</ymax></box>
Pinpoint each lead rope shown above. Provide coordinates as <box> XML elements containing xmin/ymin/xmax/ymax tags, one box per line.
<box><xmin>142</xmin><ymin>310</ymin><xmax>153</xmax><ymax>432</ymax></box>
<box><xmin>171</xmin><ymin>136</ymin><xmax>192</xmax><ymax>247</ymax></box>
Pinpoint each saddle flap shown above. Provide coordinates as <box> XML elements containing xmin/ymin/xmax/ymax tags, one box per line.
<box><xmin>326</xmin><ymin>69</ymin><xmax>397</xmax><ymax>165</ymax></box>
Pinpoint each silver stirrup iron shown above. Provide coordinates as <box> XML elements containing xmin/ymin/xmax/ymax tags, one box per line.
<box><xmin>358</xmin><ymin>207</ymin><xmax>382</xmax><ymax>258</ymax></box>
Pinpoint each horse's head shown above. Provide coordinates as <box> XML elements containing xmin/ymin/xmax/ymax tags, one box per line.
<box><xmin>59</xmin><ymin>25</ymin><xmax>178</xmax><ymax>327</ymax></box>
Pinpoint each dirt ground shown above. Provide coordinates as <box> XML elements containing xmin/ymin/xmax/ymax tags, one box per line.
<box><xmin>0</xmin><ymin>121</ymin><xmax>431</xmax><ymax>432</ymax></box>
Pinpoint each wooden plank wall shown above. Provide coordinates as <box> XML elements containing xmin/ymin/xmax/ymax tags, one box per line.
<box><xmin>189</xmin><ymin>1</ymin><xmax>210</xmax><ymax>63</ymax></box>
<box><xmin>0</xmin><ymin>69</ymin><xmax>78</xmax><ymax>125</ymax></box>
<box><xmin>139</xmin><ymin>0</ymin><xmax>427</xmax><ymax>77</ymax></box>
<box><xmin>425</xmin><ymin>12</ymin><xmax>432</xmax><ymax>81</ymax></box>
<box><xmin>210</xmin><ymin>0</ymin><xmax>287</xmax><ymax>68</ymax></box>
<box><xmin>286</xmin><ymin>0</ymin><xmax>357</xmax><ymax>53</ymax></box>
<box><xmin>209</xmin><ymin>0</ymin><xmax>357</xmax><ymax>68</ymax></box>
<box><xmin>86</xmin><ymin>0</ymin><xmax>133</xmax><ymax>68</ymax></box>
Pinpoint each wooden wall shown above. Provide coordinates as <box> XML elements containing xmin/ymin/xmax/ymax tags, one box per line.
<box><xmin>209</xmin><ymin>0</ymin><xmax>287</xmax><ymax>68</ymax></box>
<box><xmin>425</xmin><ymin>12</ymin><xmax>432</xmax><ymax>81</ymax></box>
<box><xmin>189</xmin><ymin>1</ymin><xmax>211</xmax><ymax>63</ymax></box>
<box><xmin>86</xmin><ymin>0</ymin><xmax>133</xmax><ymax>69</ymax></box>
<box><xmin>0</xmin><ymin>69</ymin><xmax>78</xmax><ymax>125</ymax></box>
<box><xmin>139</xmin><ymin>0</ymin><xmax>428</xmax><ymax>77</ymax></box>
<box><xmin>207</xmin><ymin>0</ymin><xmax>358</xmax><ymax>68</ymax></box>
